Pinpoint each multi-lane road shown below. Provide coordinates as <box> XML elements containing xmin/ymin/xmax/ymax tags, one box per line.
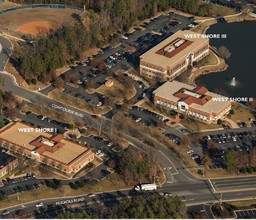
<box><xmin>0</xmin><ymin>33</ymin><xmax>256</xmax><ymax>216</ymax></box>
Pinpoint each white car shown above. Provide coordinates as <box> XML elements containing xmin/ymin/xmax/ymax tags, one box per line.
<box><xmin>35</xmin><ymin>203</ymin><xmax>44</xmax><ymax>208</ymax></box>
<box><xmin>88</xmin><ymin>193</ymin><xmax>96</xmax><ymax>197</ymax></box>
<box><xmin>1</xmin><ymin>210</ymin><xmax>10</xmax><ymax>216</ymax></box>
<box><xmin>97</xmin><ymin>102</ymin><xmax>102</xmax><ymax>107</ymax></box>
<box><xmin>121</xmin><ymin>35</ymin><xmax>128</xmax><ymax>40</ymax></box>
<box><xmin>107</xmin><ymin>142</ymin><xmax>114</xmax><ymax>147</ymax></box>
<box><xmin>135</xmin><ymin>117</ymin><xmax>142</xmax><ymax>123</ymax></box>
<box><xmin>186</xmin><ymin>149</ymin><xmax>194</xmax><ymax>154</ymax></box>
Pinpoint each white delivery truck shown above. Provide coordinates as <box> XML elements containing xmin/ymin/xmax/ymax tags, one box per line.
<box><xmin>135</xmin><ymin>183</ymin><xmax>157</xmax><ymax>191</ymax></box>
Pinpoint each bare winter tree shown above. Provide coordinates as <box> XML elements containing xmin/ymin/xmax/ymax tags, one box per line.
<box><xmin>218</xmin><ymin>46</ymin><xmax>231</xmax><ymax>60</ymax></box>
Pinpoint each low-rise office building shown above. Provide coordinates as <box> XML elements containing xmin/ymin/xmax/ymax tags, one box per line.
<box><xmin>153</xmin><ymin>81</ymin><xmax>231</xmax><ymax>124</ymax></box>
<box><xmin>0</xmin><ymin>147</ymin><xmax>18</xmax><ymax>177</ymax></box>
<box><xmin>140</xmin><ymin>30</ymin><xmax>209</xmax><ymax>80</ymax></box>
<box><xmin>0</xmin><ymin>122</ymin><xmax>95</xmax><ymax>174</ymax></box>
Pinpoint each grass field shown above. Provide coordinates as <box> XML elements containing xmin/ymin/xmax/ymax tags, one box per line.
<box><xmin>195</xmin><ymin>50</ymin><xmax>218</xmax><ymax>68</ymax></box>
<box><xmin>229</xmin><ymin>102</ymin><xmax>255</xmax><ymax>123</ymax></box>
<box><xmin>180</xmin><ymin>117</ymin><xmax>222</xmax><ymax>132</ymax></box>
<box><xmin>0</xmin><ymin>8</ymin><xmax>80</xmax><ymax>35</ymax></box>
<box><xmin>229</xmin><ymin>199</ymin><xmax>256</xmax><ymax>209</ymax></box>
<box><xmin>208</xmin><ymin>2</ymin><xmax>237</xmax><ymax>16</ymax></box>
<box><xmin>97</xmin><ymin>77</ymin><xmax>136</xmax><ymax>104</ymax></box>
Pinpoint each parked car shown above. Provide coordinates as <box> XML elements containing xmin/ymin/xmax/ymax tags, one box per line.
<box><xmin>35</xmin><ymin>203</ymin><xmax>44</xmax><ymax>208</ymax></box>
<box><xmin>135</xmin><ymin>117</ymin><xmax>142</xmax><ymax>123</ymax></box>
<box><xmin>186</xmin><ymin>149</ymin><xmax>194</xmax><ymax>154</ymax></box>
<box><xmin>1</xmin><ymin>210</ymin><xmax>10</xmax><ymax>216</ymax></box>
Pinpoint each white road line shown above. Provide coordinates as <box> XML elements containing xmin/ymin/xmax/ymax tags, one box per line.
<box><xmin>208</xmin><ymin>179</ymin><xmax>215</xmax><ymax>192</ymax></box>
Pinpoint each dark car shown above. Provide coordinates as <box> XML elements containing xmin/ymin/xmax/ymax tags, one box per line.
<box><xmin>34</xmin><ymin>183</ymin><xmax>40</xmax><ymax>190</ymax></box>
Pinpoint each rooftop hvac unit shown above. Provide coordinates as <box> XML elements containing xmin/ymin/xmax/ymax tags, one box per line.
<box><xmin>167</xmin><ymin>47</ymin><xmax>175</xmax><ymax>53</ymax></box>
<box><xmin>174</xmin><ymin>39</ymin><xmax>185</xmax><ymax>47</ymax></box>
<box><xmin>164</xmin><ymin>46</ymin><xmax>172</xmax><ymax>52</ymax></box>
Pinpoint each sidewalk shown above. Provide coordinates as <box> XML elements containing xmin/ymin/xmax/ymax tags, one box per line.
<box><xmin>223</xmin><ymin>117</ymin><xmax>239</xmax><ymax>129</ymax></box>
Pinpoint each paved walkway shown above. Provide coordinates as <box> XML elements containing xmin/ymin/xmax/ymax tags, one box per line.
<box><xmin>223</xmin><ymin>117</ymin><xmax>239</xmax><ymax>128</ymax></box>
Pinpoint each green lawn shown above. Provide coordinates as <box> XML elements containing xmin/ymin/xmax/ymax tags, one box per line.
<box><xmin>180</xmin><ymin>117</ymin><xmax>221</xmax><ymax>132</ymax></box>
<box><xmin>208</xmin><ymin>2</ymin><xmax>237</xmax><ymax>16</ymax></box>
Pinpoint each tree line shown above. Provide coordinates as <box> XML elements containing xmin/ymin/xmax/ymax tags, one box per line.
<box><xmin>116</xmin><ymin>148</ymin><xmax>160</xmax><ymax>185</ymax></box>
<box><xmin>56</xmin><ymin>193</ymin><xmax>187</xmax><ymax>219</ymax></box>
<box><xmin>11</xmin><ymin>0</ymin><xmax>216</xmax><ymax>84</ymax></box>
<box><xmin>14</xmin><ymin>23</ymin><xmax>97</xmax><ymax>84</ymax></box>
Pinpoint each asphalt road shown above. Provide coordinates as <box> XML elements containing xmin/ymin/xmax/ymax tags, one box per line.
<box><xmin>0</xmin><ymin>35</ymin><xmax>12</xmax><ymax>71</ymax></box>
<box><xmin>210</xmin><ymin>176</ymin><xmax>256</xmax><ymax>192</ymax></box>
<box><xmin>1</xmin><ymin>24</ymin><xmax>256</xmax><ymax>217</ymax></box>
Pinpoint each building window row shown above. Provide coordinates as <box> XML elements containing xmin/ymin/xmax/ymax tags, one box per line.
<box><xmin>156</xmin><ymin>99</ymin><xmax>177</xmax><ymax>109</ymax></box>
<box><xmin>142</xmin><ymin>64</ymin><xmax>162</xmax><ymax>71</ymax></box>
<box><xmin>188</xmin><ymin>110</ymin><xmax>208</xmax><ymax>121</ymax></box>
<box><xmin>194</xmin><ymin>45</ymin><xmax>208</xmax><ymax>58</ymax></box>
<box><xmin>169</xmin><ymin>60</ymin><xmax>186</xmax><ymax>75</ymax></box>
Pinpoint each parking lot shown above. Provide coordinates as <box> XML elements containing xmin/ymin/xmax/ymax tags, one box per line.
<box><xmin>18</xmin><ymin>112</ymin><xmax>67</xmax><ymax>134</ymax></box>
<box><xmin>235</xmin><ymin>209</ymin><xmax>256</xmax><ymax>219</ymax></box>
<box><xmin>0</xmin><ymin>174</ymin><xmax>41</xmax><ymax>197</ymax></box>
<box><xmin>39</xmin><ymin>12</ymin><xmax>194</xmax><ymax>111</ymax></box>
<box><xmin>195</xmin><ymin>127</ymin><xmax>256</xmax><ymax>169</ymax></box>
<box><xmin>128</xmin><ymin>106</ymin><xmax>169</xmax><ymax>127</ymax></box>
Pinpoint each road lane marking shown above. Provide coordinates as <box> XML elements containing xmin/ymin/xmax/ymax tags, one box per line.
<box><xmin>208</xmin><ymin>179</ymin><xmax>215</xmax><ymax>192</ymax></box>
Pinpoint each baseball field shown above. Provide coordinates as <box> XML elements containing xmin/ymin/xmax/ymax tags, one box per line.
<box><xmin>0</xmin><ymin>7</ymin><xmax>81</xmax><ymax>35</ymax></box>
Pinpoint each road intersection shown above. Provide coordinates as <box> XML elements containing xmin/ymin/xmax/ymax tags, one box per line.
<box><xmin>0</xmin><ymin>34</ymin><xmax>256</xmax><ymax>216</ymax></box>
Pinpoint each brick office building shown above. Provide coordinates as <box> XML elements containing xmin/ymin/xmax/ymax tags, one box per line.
<box><xmin>140</xmin><ymin>30</ymin><xmax>209</xmax><ymax>80</ymax></box>
<box><xmin>0</xmin><ymin>122</ymin><xmax>95</xmax><ymax>174</ymax></box>
<box><xmin>153</xmin><ymin>81</ymin><xmax>231</xmax><ymax>124</ymax></box>
<box><xmin>0</xmin><ymin>147</ymin><xmax>18</xmax><ymax>177</ymax></box>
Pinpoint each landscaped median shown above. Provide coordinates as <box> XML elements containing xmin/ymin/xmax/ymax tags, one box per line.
<box><xmin>96</xmin><ymin>75</ymin><xmax>137</xmax><ymax>105</ymax></box>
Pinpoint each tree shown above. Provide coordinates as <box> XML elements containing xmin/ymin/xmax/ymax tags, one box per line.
<box><xmin>218</xmin><ymin>46</ymin><xmax>231</xmax><ymax>60</ymax></box>
<box><xmin>104</xmin><ymin>96</ymin><xmax>113</xmax><ymax>107</ymax></box>
<box><xmin>229</xmin><ymin>109</ymin><xmax>234</xmax><ymax>115</ymax></box>
<box><xmin>217</xmin><ymin>119</ymin><xmax>222</xmax><ymax>125</ymax></box>
<box><xmin>108</xmin><ymin>160</ymin><xmax>116</xmax><ymax>169</ymax></box>
<box><xmin>201</xmin><ymin>155</ymin><xmax>211</xmax><ymax>167</ymax></box>
<box><xmin>180</xmin><ymin>135</ymin><xmax>190</xmax><ymax>148</ymax></box>
<box><xmin>5</xmin><ymin>107</ymin><xmax>18</xmax><ymax>120</ymax></box>
<box><xmin>223</xmin><ymin>149</ymin><xmax>238</xmax><ymax>172</ymax></box>
<box><xmin>86</xmin><ymin>79</ymin><xmax>94</xmax><ymax>90</ymax></box>
<box><xmin>53</xmin><ymin>77</ymin><xmax>64</xmax><ymax>89</ymax></box>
